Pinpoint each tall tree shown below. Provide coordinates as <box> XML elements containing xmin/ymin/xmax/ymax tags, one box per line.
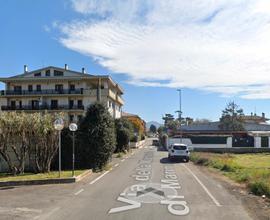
<box><xmin>193</xmin><ymin>118</ymin><xmax>212</xmax><ymax>124</ymax></box>
<box><xmin>219</xmin><ymin>101</ymin><xmax>245</xmax><ymax>131</ymax></box>
<box><xmin>115</xmin><ymin>118</ymin><xmax>133</xmax><ymax>152</ymax></box>
<box><xmin>149</xmin><ymin>124</ymin><xmax>157</xmax><ymax>133</ymax></box>
<box><xmin>162</xmin><ymin>114</ymin><xmax>174</xmax><ymax>127</ymax></box>
<box><xmin>78</xmin><ymin>103</ymin><xmax>116</xmax><ymax>170</ymax></box>
<box><xmin>0</xmin><ymin>112</ymin><xmax>59</xmax><ymax>174</ymax></box>
<box><xmin>166</xmin><ymin>120</ymin><xmax>180</xmax><ymax>132</ymax></box>
<box><xmin>157</xmin><ymin>126</ymin><xmax>166</xmax><ymax>135</ymax></box>
<box><xmin>31</xmin><ymin>113</ymin><xmax>59</xmax><ymax>173</ymax></box>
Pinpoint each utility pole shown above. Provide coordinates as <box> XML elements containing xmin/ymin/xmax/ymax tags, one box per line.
<box><xmin>177</xmin><ymin>89</ymin><xmax>182</xmax><ymax>142</ymax></box>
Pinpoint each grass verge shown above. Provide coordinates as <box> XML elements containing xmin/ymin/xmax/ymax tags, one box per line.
<box><xmin>0</xmin><ymin>170</ymin><xmax>88</xmax><ymax>181</ymax></box>
<box><xmin>190</xmin><ymin>152</ymin><xmax>270</xmax><ymax>198</ymax></box>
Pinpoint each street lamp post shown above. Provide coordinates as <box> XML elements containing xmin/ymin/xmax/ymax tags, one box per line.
<box><xmin>177</xmin><ymin>89</ymin><xmax>182</xmax><ymax>142</ymax></box>
<box><xmin>69</xmin><ymin>123</ymin><xmax>78</xmax><ymax>177</ymax></box>
<box><xmin>54</xmin><ymin>118</ymin><xmax>64</xmax><ymax>178</ymax></box>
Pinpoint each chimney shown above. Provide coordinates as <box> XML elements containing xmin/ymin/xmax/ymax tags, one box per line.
<box><xmin>262</xmin><ymin>112</ymin><xmax>265</xmax><ymax>118</ymax></box>
<box><xmin>82</xmin><ymin>67</ymin><xmax>86</xmax><ymax>74</ymax></box>
<box><xmin>24</xmin><ymin>65</ymin><xmax>28</xmax><ymax>73</ymax></box>
<box><xmin>64</xmin><ymin>64</ymin><xmax>68</xmax><ymax>70</ymax></box>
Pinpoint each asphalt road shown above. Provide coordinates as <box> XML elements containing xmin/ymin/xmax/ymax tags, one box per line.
<box><xmin>0</xmin><ymin>141</ymin><xmax>253</xmax><ymax>220</ymax></box>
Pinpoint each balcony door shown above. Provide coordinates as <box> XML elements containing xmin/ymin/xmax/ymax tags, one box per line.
<box><xmin>10</xmin><ymin>100</ymin><xmax>16</xmax><ymax>110</ymax></box>
<box><xmin>78</xmin><ymin>100</ymin><xmax>83</xmax><ymax>109</ymax></box>
<box><xmin>69</xmin><ymin>100</ymin><xmax>74</xmax><ymax>109</ymax></box>
<box><xmin>14</xmin><ymin>86</ymin><xmax>22</xmax><ymax>94</ymax></box>
<box><xmin>31</xmin><ymin>100</ymin><xmax>39</xmax><ymax>110</ymax></box>
<box><xmin>55</xmin><ymin>84</ymin><xmax>63</xmax><ymax>93</ymax></box>
<box><xmin>51</xmin><ymin>100</ymin><xmax>58</xmax><ymax>109</ymax></box>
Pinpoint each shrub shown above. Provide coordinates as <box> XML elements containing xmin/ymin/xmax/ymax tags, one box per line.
<box><xmin>115</xmin><ymin>118</ymin><xmax>134</xmax><ymax>139</ymax></box>
<box><xmin>249</xmin><ymin>181</ymin><xmax>270</xmax><ymax>197</ymax></box>
<box><xmin>131</xmin><ymin>135</ymin><xmax>139</xmax><ymax>142</ymax></box>
<box><xmin>0</xmin><ymin>112</ymin><xmax>60</xmax><ymax>174</ymax></box>
<box><xmin>141</xmin><ymin>134</ymin><xmax>145</xmax><ymax>140</ymax></box>
<box><xmin>78</xmin><ymin>103</ymin><xmax>116</xmax><ymax>170</ymax></box>
<box><xmin>115</xmin><ymin>128</ymin><xmax>130</xmax><ymax>152</ymax></box>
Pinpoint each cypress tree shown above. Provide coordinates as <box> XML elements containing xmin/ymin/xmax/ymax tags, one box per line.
<box><xmin>78</xmin><ymin>103</ymin><xmax>116</xmax><ymax>170</ymax></box>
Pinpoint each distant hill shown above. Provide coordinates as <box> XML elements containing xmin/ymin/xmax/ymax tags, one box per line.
<box><xmin>146</xmin><ymin>121</ymin><xmax>162</xmax><ymax>130</ymax></box>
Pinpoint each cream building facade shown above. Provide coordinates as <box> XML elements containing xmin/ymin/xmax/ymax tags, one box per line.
<box><xmin>0</xmin><ymin>65</ymin><xmax>124</xmax><ymax>122</ymax></box>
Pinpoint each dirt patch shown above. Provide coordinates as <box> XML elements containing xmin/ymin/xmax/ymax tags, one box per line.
<box><xmin>194</xmin><ymin>164</ymin><xmax>270</xmax><ymax>220</ymax></box>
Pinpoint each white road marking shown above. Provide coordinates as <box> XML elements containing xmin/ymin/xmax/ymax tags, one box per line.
<box><xmin>114</xmin><ymin>163</ymin><xmax>119</xmax><ymax>167</ymax></box>
<box><xmin>15</xmin><ymin>207</ymin><xmax>42</xmax><ymax>213</ymax></box>
<box><xmin>108</xmin><ymin>197</ymin><xmax>141</xmax><ymax>214</ymax></box>
<box><xmin>74</xmin><ymin>189</ymin><xmax>84</xmax><ymax>195</ymax></box>
<box><xmin>89</xmin><ymin>170</ymin><xmax>110</xmax><ymax>185</ymax></box>
<box><xmin>0</xmin><ymin>207</ymin><xmax>42</xmax><ymax>214</ymax></box>
<box><xmin>182</xmin><ymin>164</ymin><xmax>222</xmax><ymax>207</ymax></box>
<box><xmin>121</xmin><ymin>159</ymin><xmax>125</xmax><ymax>162</ymax></box>
<box><xmin>34</xmin><ymin>207</ymin><xmax>60</xmax><ymax>220</ymax></box>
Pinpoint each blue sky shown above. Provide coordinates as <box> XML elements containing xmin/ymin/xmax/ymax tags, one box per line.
<box><xmin>1</xmin><ymin>0</ymin><xmax>270</xmax><ymax>123</ymax></box>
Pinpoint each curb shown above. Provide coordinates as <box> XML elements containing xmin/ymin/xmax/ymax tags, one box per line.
<box><xmin>0</xmin><ymin>170</ymin><xmax>92</xmax><ymax>187</ymax></box>
<box><xmin>75</xmin><ymin>170</ymin><xmax>92</xmax><ymax>182</ymax></box>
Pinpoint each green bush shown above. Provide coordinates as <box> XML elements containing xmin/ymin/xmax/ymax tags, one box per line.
<box><xmin>115</xmin><ymin>128</ymin><xmax>130</xmax><ymax>153</ymax></box>
<box><xmin>190</xmin><ymin>153</ymin><xmax>209</xmax><ymax>165</ymax></box>
<box><xmin>141</xmin><ymin>134</ymin><xmax>145</xmax><ymax>140</ymax></box>
<box><xmin>78</xmin><ymin>103</ymin><xmax>116</xmax><ymax>171</ymax></box>
<box><xmin>249</xmin><ymin>181</ymin><xmax>270</xmax><ymax>197</ymax></box>
<box><xmin>233</xmin><ymin>171</ymin><xmax>250</xmax><ymax>182</ymax></box>
<box><xmin>131</xmin><ymin>135</ymin><xmax>139</xmax><ymax>142</ymax></box>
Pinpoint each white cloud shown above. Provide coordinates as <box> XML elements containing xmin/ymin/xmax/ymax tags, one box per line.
<box><xmin>59</xmin><ymin>0</ymin><xmax>270</xmax><ymax>99</ymax></box>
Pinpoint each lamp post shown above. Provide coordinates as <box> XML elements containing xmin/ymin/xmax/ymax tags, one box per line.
<box><xmin>69</xmin><ymin>123</ymin><xmax>78</xmax><ymax>177</ymax></box>
<box><xmin>177</xmin><ymin>89</ymin><xmax>182</xmax><ymax>142</ymax></box>
<box><xmin>54</xmin><ymin>118</ymin><xmax>64</xmax><ymax>178</ymax></box>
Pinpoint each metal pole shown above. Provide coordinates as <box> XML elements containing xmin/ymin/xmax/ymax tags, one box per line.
<box><xmin>72</xmin><ymin>132</ymin><xmax>75</xmax><ymax>177</ymax></box>
<box><xmin>59</xmin><ymin>130</ymin><xmax>61</xmax><ymax>178</ymax></box>
<box><xmin>177</xmin><ymin>89</ymin><xmax>182</xmax><ymax>142</ymax></box>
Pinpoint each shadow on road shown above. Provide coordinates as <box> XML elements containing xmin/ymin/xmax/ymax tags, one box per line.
<box><xmin>157</xmin><ymin>146</ymin><xmax>167</xmax><ymax>152</ymax></box>
<box><xmin>0</xmin><ymin>186</ymin><xmax>15</xmax><ymax>190</ymax></box>
<box><xmin>160</xmin><ymin>157</ymin><xmax>187</xmax><ymax>164</ymax></box>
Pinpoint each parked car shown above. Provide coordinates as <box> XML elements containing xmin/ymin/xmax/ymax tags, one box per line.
<box><xmin>168</xmin><ymin>143</ymin><xmax>190</xmax><ymax>162</ymax></box>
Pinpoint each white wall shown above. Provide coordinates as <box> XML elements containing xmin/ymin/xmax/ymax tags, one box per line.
<box><xmin>254</xmin><ymin>137</ymin><xmax>261</xmax><ymax>148</ymax></box>
<box><xmin>168</xmin><ymin>137</ymin><xmax>229</xmax><ymax>148</ymax></box>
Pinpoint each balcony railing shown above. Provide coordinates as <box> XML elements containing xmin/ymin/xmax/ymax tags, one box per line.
<box><xmin>1</xmin><ymin>105</ymin><xmax>84</xmax><ymax>111</ymax></box>
<box><xmin>0</xmin><ymin>89</ymin><xmax>84</xmax><ymax>96</ymax></box>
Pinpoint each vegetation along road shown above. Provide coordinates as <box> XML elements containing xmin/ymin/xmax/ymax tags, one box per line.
<box><xmin>0</xmin><ymin>140</ymin><xmax>260</xmax><ymax>220</ymax></box>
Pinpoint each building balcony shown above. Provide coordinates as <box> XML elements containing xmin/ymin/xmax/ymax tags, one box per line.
<box><xmin>116</xmin><ymin>95</ymin><xmax>124</xmax><ymax>105</ymax></box>
<box><xmin>1</xmin><ymin>104</ymin><xmax>85</xmax><ymax>111</ymax></box>
<box><xmin>0</xmin><ymin>89</ymin><xmax>84</xmax><ymax>96</ymax></box>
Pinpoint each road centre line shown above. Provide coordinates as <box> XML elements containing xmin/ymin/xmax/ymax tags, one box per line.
<box><xmin>89</xmin><ymin>170</ymin><xmax>110</xmax><ymax>185</ymax></box>
<box><xmin>121</xmin><ymin>159</ymin><xmax>125</xmax><ymax>162</ymax></box>
<box><xmin>74</xmin><ymin>189</ymin><xmax>84</xmax><ymax>195</ymax></box>
<box><xmin>182</xmin><ymin>164</ymin><xmax>221</xmax><ymax>207</ymax></box>
<box><xmin>114</xmin><ymin>163</ymin><xmax>119</xmax><ymax>167</ymax></box>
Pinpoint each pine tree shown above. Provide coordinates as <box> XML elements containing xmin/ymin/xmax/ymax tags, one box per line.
<box><xmin>219</xmin><ymin>101</ymin><xmax>245</xmax><ymax>131</ymax></box>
